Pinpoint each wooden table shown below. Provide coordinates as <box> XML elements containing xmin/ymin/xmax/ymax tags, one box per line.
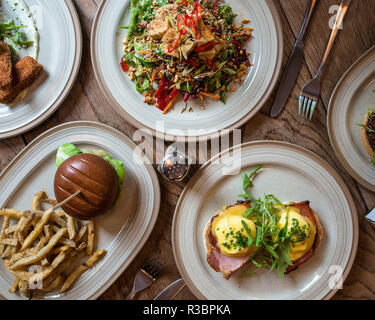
<box><xmin>1</xmin><ymin>0</ymin><xmax>374</xmax><ymax>300</ymax></box>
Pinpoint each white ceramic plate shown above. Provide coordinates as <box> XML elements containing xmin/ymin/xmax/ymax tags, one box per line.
<box><xmin>0</xmin><ymin>121</ymin><xmax>160</xmax><ymax>300</ymax></box>
<box><xmin>91</xmin><ymin>0</ymin><xmax>283</xmax><ymax>140</ymax></box>
<box><xmin>328</xmin><ymin>46</ymin><xmax>375</xmax><ymax>192</ymax></box>
<box><xmin>0</xmin><ymin>0</ymin><xmax>82</xmax><ymax>140</ymax></box>
<box><xmin>172</xmin><ymin>141</ymin><xmax>358</xmax><ymax>300</ymax></box>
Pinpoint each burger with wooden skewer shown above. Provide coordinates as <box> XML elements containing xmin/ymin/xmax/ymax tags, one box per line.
<box><xmin>54</xmin><ymin>144</ymin><xmax>125</xmax><ymax>220</ymax></box>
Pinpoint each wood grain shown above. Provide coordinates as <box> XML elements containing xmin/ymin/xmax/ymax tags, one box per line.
<box><xmin>0</xmin><ymin>0</ymin><xmax>374</xmax><ymax>300</ymax></box>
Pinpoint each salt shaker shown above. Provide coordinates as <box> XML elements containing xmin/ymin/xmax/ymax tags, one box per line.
<box><xmin>158</xmin><ymin>147</ymin><xmax>190</xmax><ymax>182</ymax></box>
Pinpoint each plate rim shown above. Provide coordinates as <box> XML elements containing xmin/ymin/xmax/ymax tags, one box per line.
<box><xmin>0</xmin><ymin>0</ymin><xmax>83</xmax><ymax>141</ymax></box>
<box><xmin>0</xmin><ymin>120</ymin><xmax>161</xmax><ymax>300</ymax></box>
<box><xmin>327</xmin><ymin>45</ymin><xmax>375</xmax><ymax>192</ymax></box>
<box><xmin>90</xmin><ymin>0</ymin><xmax>284</xmax><ymax>141</ymax></box>
<box><xmin>172</xmin><ymin>140</ymin><xmax>359</xmax><ymax>300</ymax></box>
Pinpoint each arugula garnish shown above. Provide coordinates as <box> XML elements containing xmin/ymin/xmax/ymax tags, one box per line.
<box><xmin>238</xmin><ymin>164</ymin><xmax>263</xmax><ymax>200</ymax></box>
<box><xmin>239</xmin><ymin>165</ymin><xmax>294</xmax><ymax>279</ymax></box>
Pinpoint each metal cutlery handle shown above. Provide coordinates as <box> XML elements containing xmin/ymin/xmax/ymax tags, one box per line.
<box><xmin>154</xmin><ymin>279</ymin><xmax>186</xmax><ymax>300</ymax></box>
<box><xmin>316</xmin><ymin>0</ymin><xmax>352</xmax><ymax>77</ymax></box>
<box><xmin>297</xmin><ymin>0</ymin><xmax>320</xmax><ymax>42</ymax></box>
<box><xmin>366</xmin><ymin>207</ymin><xmax>375</xmax><ymax>228</ymax></box>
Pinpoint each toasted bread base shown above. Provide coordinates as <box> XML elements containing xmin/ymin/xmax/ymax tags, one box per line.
<box><xmin>361</xmin><ymin>114</ymin><xmax>374</xmax><ymax>157</ymax></box>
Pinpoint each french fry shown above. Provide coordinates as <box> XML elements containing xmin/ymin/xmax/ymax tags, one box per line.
<box><xmin>52</xmin><ymin>215</ymin><xmax>67</xmax><ymax>228</ymax></box>
<box><xmin>9</xmin><ymin>277</ymin><xmax>19</xmax><ymax>293</ymax></box>
<box><xmin>10</xmin><ymin>228</ymin><xmax>67</xmax><ymax>270</ymax></box>
<box><xmin>41</xmin><ymin>258</ymin><xmax>49</xmax><ymax>267</ymax></box>
<box><xmin>9</xmin><ymin>251</ymin><xmax>27</xmax><ymax>264</ymax></box>
<box><xmin>5</xmin><ymin>225</ymin><xmax>18</xmax><ymax>235</ymax></box>
<box><xmin>19</xmin><ymin>280</ymin><xmax>30</xmax><ymax>298</ymax></box>
<box><xmin>86</xmin><ymin>221</ymin><xmax>95</xmax><ymax>256</ymax></box>
<box><xmin>32</xmin><ymin>191</ymin><xmax>47</xmax><ymax>211</ymax></box>
<box><xmin>84</xmin><ymin>249</ymin><xmax>106</xmax><ymax>268</ymax></box>
<box><xmin>2</xmin><ymin>246</ymin><xmax>12</xmax><ymax>259</ymax></box>
<box><xmin>59</xmin><ymin>238</ymin><xmax>76</xmax><ymax>248</ymax></box>
<box><xmin>3</xmin><ymin>191</ymin><xmax>104</xmax><ymax>297</ymax></box>
<box><xmin>1</xmin><ymin>238</ymin><xmax>18</xmax><ymax>247</ymax></box>
<box><xmin>0</xmin><ymin>216</ymin><xmax>10</xmax><ymax>255</ymax></box>
<box><xmin>42</xmin><ymin>275</ymin><xmax>63</xmax><ymax>292</ymax></box>
<box><xmin>29</xmin><ymin>251</ymin><xmax>66</xmax><ymax>283</ymax></box>
<box><xmin>66</xmin><ymin>214</ymin><xmax>76</xmax><ymax>240</ymax></box>
<box><xmin>0</xmin><ymin>209</ymin><xmax>23</xmax><ymax>219</ymax></box>
<box><xmin>60</xmin><ymin>265</ymin><xmax>88</xmax><ymax>293</ymax></box>
<box><xmin>51</xmin><ymin>245</ymin><xmax>71</xmax><ymax>255</ymax></box>
<box><xmin>21</xmin><ymin>206</ymin><xmax>55</xmax><ymax>251</ymax></box>
<box><xmin>75</xmin><ymin>225</ymin><xmax>88</xmax><ymax>243</ymax></box>
<box><xmin>51</xmin><ymin>225</ymin><xmax>60</xmax><ymax>234</ymax></box>
<box><xmin>44</xmin><ymin>225</ymin><xmax>52</xmax><ymax>238</ymax></box>
<box><xmin>9</xmin><ymin>270</ymin><xmax>32</xmax><ymax>282</ymax></box>
<box><xmin>76</xmin><ymin>242</ymin><xmax>87</xmax><ymax>252</ymax></box>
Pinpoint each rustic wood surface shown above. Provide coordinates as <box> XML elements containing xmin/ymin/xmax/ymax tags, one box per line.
<box><xmin>1</xmin><ymin>0</ymin><xmax>375</xmax><ymax>300</ymax></box>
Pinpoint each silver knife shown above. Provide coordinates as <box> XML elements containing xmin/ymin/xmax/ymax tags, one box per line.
<box><xmin>153</xmin><ymin>279</ymin><xmax>186</xmax><ymax>300</ymax></box>
<box><xmin>270</xmin><ymin>0</ymin><xmax>319</xmax><ymax>118</ymax></box>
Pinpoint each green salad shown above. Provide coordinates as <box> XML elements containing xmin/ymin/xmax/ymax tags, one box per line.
<box><xmin>120</xmin><ymin>0</ymin><xmax>253</xmax><ymax>114</ymax></box>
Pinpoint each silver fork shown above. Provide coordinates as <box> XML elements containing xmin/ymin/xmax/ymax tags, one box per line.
<box><xmin>299</xmin><ymin>0</ymin><xmax>352</xmax><ymax>119</ymax></box>
<box><xmin>125</xmin><ymin>257</ymin><xmax>165</xmax><ymax>300</ymax></box>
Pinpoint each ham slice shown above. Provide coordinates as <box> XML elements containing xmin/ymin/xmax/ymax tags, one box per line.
<box><xmin>205</xmin><ymin>201</ymin><xmax>252</xmax><ymax>279</ymax></box>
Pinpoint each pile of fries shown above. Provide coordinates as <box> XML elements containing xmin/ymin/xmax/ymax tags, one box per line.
<box><xmin>0</xmin><ymin>191</ymin><xmax>106</xmax><ymax>298</ymax></box>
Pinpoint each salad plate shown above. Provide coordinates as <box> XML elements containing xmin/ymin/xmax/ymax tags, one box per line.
<box><xmin>91</xmin><ymin>0</ymin><xmax>283</xmax><ymax>140</ymax></box>
<box><xmin>172</xmin><ymin>141</ymin><xmax>358</xmax><ymax>300</ymax></box>
<box><xmin>0</xmin><ymin>121</ymin><xmax>160</xmax><ymax>300</ymax></box>
<box><xmin>0</xmin><ymin>0</ymin><xmax>82</xmax><ymax>140</ymax></box>
<box><xmin>328</xmin><ymin>45</ymin><xmax>375</xmax><ymax>192</ymax></box>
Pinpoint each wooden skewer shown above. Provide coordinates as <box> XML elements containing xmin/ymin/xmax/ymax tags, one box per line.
<box><xmin>54</xmin><ymin>191</ymin><xmax>81</xmax><ymax>211</ymax></box>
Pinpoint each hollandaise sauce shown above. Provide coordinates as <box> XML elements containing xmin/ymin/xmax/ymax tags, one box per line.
<box><xmin>277</xmin><ymin>207</ymin><xmax>316</xmax><ymax>262</ymax></box>
<box><xmin>212</xmin><ymin>204</ymin><xmax>258</xmax><ymax>258</ymax></box>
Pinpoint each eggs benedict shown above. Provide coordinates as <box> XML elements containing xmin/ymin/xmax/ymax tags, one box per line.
<box><xmin>204</xmin><ymin>200</ymin><xmax>323</xmax><ymax>279</ymax></box>
<box><xmin>205</xmin><ymin>201</ymin><xmax>259</xmax><ymax>279</ymax></box>
<box><xmin>361</xmin><ymin>110</ymin><xmax>375</xmax><ymax>165</ymax></box>
<box><xmin>276</xmin><ymin>201</ymin><xmax>323</xmax><ymax>273</ymax></box>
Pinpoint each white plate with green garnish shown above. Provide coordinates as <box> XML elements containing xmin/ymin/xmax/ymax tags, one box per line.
<box><xmin>91</xmin><ymin>0</ymin><xmax>283</xmax><ymax>140</ymax></box>
<box><xmin>0</xmin><ymin>0</ymin><xmax>82</xmax><ymax>140</ymax></box>
<box><xmin>328</xmin><ymin>45</ymin><xmax>375</xmax><ymax>192</ymax></box>
<box><xmin>172</xmin><ymin>141</ymin><xmax>358</xmax><ymax>300</ymax></box>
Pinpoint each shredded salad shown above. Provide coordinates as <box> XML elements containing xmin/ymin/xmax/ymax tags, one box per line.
<box><xmin>120</xmin><ymin>0</ymin><xmax>253</xmax><ymax>114</ymax></box>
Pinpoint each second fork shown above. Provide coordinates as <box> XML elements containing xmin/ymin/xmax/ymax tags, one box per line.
<box><xmin>299</xmin><ymin>0</ymin><xmax>352</xmax><ymax>120</ymax></box>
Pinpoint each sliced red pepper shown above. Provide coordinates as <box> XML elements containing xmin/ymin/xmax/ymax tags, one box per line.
<box><xmin>194</xmin><ymin>2</ymin><xmax>202</xmax><ymax>15</ymax></box>
<box><xmin>206</xmin><ymin>59</ymin><xmax>217</xmax><ymax>71</ymax></box>
<box><xmin>120</xmin><ymin>58</ymin><xmax>129</xmax><ymax>72</ymax></box>
<box><xmin>155</xmin><ymin>79</ymin><xmax>170</xmax><ymax>111</ymax></box>
<box><xmin>184</xmin><ymin>14</ymin><xmax>198</xmax><ymax>40</ymax></box>
<box><xmin>213</xmin><ymin>0</ymin><xmax>219</xmax><ymax>17</ymax></box>
<box><xmin>168</xmin><ymin>31</ymin><xmax>182</xmax><ymax>53</ymax></box>
<box><xmin>192</xmin><ymin>2</ymin><xmax>202</xmax><ymax>40</ymax></box>
<box><xmin>194</xmin><ymin>42</ymin><xmax>220</xmax><ymax>52</ymax></box>
<box><xmin>187</xmin><ymin>57</ymin><xmax>199</xmax><ymax>66</ymax></box>
<box><xmin>167</xmin><ymin>89</ymin><xmax>180</xmax><ymax>101</ymax></box>
<box><xmin>177</xmin><ymin>14</ymin><xmax>187</xmax><ymax>35</ymax></box>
